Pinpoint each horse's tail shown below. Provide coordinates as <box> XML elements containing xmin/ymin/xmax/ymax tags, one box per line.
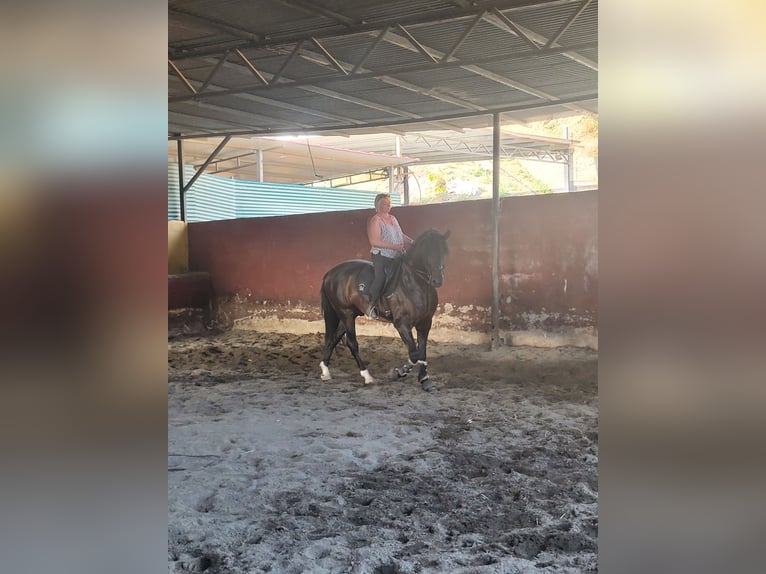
<box><xmin>320</xmin><ymin>277</ymin><xmax>331</xmax><ymax>318</ymax></box>
<box><xmin>320</xmin><ymin>275</ymin><xmax>340</xmax><ymax>334</ymax></box>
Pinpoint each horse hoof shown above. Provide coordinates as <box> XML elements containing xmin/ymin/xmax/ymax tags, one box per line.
<box><xmin>420</xmin><ymin>378</ymin><xmax>434</xmax><ymax>392</ymax></box>
<box><xmin>388</xmin><ymin>368</ymin><xmax>400</xmax><ymax>381</ymax></box>
<box><xmin>320</xmin><ymin>373</ymin><xmax>332</xmax><ymax>381</ymax></box>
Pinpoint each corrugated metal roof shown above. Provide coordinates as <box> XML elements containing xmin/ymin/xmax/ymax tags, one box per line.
<box><xmin>511</xmin><ymin>2</ymin><xmax>597</xmax><ymax>45</ymax></box>
<box><xmin>169</xmin><ymin>0</ymin><xmax>598</xmax><ymax>139</ymax></box>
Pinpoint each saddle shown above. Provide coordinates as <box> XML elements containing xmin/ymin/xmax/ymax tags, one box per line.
<box><xmin>357</xmin><ymin>258</ymin><xmax>404</xmax><ymax>316</ymax></box>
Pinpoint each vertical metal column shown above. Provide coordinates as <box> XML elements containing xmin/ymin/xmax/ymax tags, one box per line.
<box><xmin>403</xmin><ymin>165</ymin><xmax>410</xmax><ymax>205</ymax></box>
<box><xmin>396</xmin><ymin>136</ymin><xmax>407</xmax><ymax>201</ymax></box>
<box><xmin>563</xmin><ymin>126</ymin><xmax>574</xmax><ymax>192</ymax></box>
<box><xmin>491</xmin><ymin>113</ymin><xmax>501</xmax><ymax>350</ymax></box>
<box><xmin>257</xmin><ymin>149</ymin><xmax>264</xmax><ymax>182</ymax></box>
<box><xmin>177</xmin><ymin>139</ymin><xmax>185</xmax><ymax>221</ymax></box>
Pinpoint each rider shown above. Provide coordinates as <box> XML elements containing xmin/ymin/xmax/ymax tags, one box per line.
<box><xmin>366</xmin><ymin>193</ymin><xmax>414</xmax><ymax>319</ymax></box>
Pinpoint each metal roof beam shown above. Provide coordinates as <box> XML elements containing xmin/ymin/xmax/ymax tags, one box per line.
<box><xmin>268</xmin><ymin>0</ymin><xmax>356</xmax><ymax>28</ymax></box>
<box><xmin>314</xmin><ymin>168</ymin><xmax>389</xmax><ymax>189</ymax></box>
<box><xmin>470</xmin><ymin>10</ymin><xmax>595</xmax><ymax>113</ymax></box>
<box><xmin>310</xmin><ymin>37</ymin><xmax>349</xmax><ymax>75</ymax></box>
<box><xmin>403</xmin><ymin>132</ymin><xmax>570</xmax><ymax>162</ymax></box>
<box><xmin>487</xmin><ymin>7</ymin><xmax>539</xmax><ymax>50</ymax></box>
<box><xmin>271</xmin><ymin>40</ymin><xmax>305</xmax><ymax>84</ymax></box>
<box><xmin>179</xmin><ymin>54</ymin><xmax>466</xmax><ymax>132</ymax></box>
<box><xmin>279</xmin><ymin>40</ymin><xmax>488</xmax><ymax>117</ymax></box>
<box><xmin>395</xmin><ymin>24</ymin><xmax>439</xmax><ymax>64</ymax></box>
<box><xmin>462</xmin><ymin>65</ymin><xmax>558</xmax><ymax>101</ymax></box>
<box><xmin>298</xmin><ymin>85</ymin><xmax>423</xmax><ymax>119</ymax></box>
<box><xmin>444</xmin><ymin>0</ymin><xmax>474</xmax><ymax>8</ymax></box>
<box><xmin>381</xmin><ymin>26</ymin><xmax>571</xmax><ymax>108</ymax></box>
<box><xmin>169</xmin><ymin>6</ymin><xmax>263</xmax><ymax>45</ymax></box>
<box><xmin>209</xmin><ymin>159</ymin><xmax>261</xmax><ymax>175</ymax></box>
<box><xmin>184</xmin><ymin>145</ymin><xmax>284</xmax><ymax>173</ymax></box>
<box><xmin>487</xmin><ymin>7</ymin><xmax>597</xmax><ymax>70</ymax></box>
<box><xmin>169</xmin><ymin>105</ymin><xmax>313</xmax><ymax>132</ymax></box>
<box><xmin>168</xmin><ymin>59</ymin><xmax>197</xmax><ymax>95</ymax></box>
<box><xmin>190</xmin><ymin>99</ymin><xmax>312</xmax><ymax>128</ymax></box>
<box><xmin>198</xmin><ymin>51</ymin><xmax>229</xmax><ymax>93</ymax></box>
<box><xmin>170</xmin><ymin>92</ymin><xmax>597</xmax><ymax>139</ymax></box>
<box><xmin>352</xmin><ymin>26</ymin><xmax>390</xmax><ymax>74</ymax></box>
<box><xmin>234</xmin><ymin>49</ymin><xmax>269</xmax><ymax>85</ymax></box>
<box><xmin>182</xmin><ymin>136</ymin><xmax>232</xmax><ymax>192</ymax></box>
<box><xmin>185</xmin><ymin>56</ymin><xmax>369</xmax><ymax>125</ymax></box>
<box><xmin>377</xmin><ymin>76</ymin><xmax>486</xmax><ymax>112</ymax></box>
<box><xmin>441</xmin><ymin>11</ymin><xmax>485</xmax><ymax>62</ymax></box>
<box><xmin>169</xmin><ymin>0</ymin><xmax>579</xmax><ymax>60</ymax></box>
<box><xmin>238</xmin><ymin>91</ymin><xmax>365</xmax><ymax>125</ymax></box>
<box><xmin>544</xmin><ymin>0</ymin><xmax>592</xmax><ymax>49</ymax></box>
<box><xmin>169</xmin><ymin>41</ymin><xmax>596</xmax><ymax>103</ymax></box>
<box><xmin>168</xmin><ymin>118</ymin><xmax>225</xmax><ymax>135</ymax></box>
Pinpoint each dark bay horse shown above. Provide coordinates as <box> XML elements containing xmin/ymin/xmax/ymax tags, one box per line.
<box><xmin>319</xmin><ymin>229</ymin><xmax>450</xmax><ymax>391</ymax></box>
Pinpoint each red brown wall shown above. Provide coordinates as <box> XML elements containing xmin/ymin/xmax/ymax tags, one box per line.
<box><xmin>188</xmin><ymin>190</ymin><xmax>597</xmax><ymax>331</ymax></box>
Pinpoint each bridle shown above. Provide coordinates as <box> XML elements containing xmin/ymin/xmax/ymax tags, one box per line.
<box><xmin>414</xmin><ymin>262</ymin><xmax>444</xmax><ymax>285</ymax></box>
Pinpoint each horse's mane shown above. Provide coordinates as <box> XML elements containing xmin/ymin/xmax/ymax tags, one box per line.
<box><xmin>404</xmin><ymin>229</ymin><xmax>449</xmax><ymax>265</ymax></box>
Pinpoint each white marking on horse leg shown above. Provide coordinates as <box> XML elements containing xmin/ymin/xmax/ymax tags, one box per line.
<box><xmin>320</xmin><ymin>361</ymin><xmax>332</xmax><ymax>381</ymax></box>
<box><xmin>360</xmin><ymin>369</ymin><xmax>375</xmax><ymax>385</ymax></box>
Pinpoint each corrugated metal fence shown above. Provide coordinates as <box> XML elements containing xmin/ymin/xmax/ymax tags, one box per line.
<box><xmin>168</xmin><ymin>164</ymin><xmax>400</xmax><ymax>222</ymax></box>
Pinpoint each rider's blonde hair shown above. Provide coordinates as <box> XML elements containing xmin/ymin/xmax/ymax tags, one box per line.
<box><xmin>374</xmin><ymin>193</ymin><xmax>390</xmax><ymax>208</ymax></box>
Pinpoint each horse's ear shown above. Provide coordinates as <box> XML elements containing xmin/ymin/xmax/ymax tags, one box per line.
<box><xmin>443</xmin><ymin>230</ymin><xmax>451</xmax><ymax>240</ymax></box>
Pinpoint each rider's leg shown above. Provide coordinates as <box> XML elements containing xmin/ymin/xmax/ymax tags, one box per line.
<box><xmin>367</xmin><ymin>253</ymin><xmax>388</xmax><ymax>318</ymax></box>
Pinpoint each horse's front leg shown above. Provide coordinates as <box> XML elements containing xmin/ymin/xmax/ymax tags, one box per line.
<box><xmin>395</xmin><ymin>322</ymin><xmax>418</xmax><ymax>360</ymax></box>
<box><xmin>414</xmin><ymin>318</ymin><xmax>434</xmax><ymax>391</ymax></box>
<box><xmin>391</xmin><ymin>324</ymin><xmax>433</xmax><ymax>391</ymax></box>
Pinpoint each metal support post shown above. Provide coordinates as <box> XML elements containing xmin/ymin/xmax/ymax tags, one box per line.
<box><xmin>491</xmin><ymin>113</ymin><xmax>501</xmax><ymax>350</ymax></box>
<box><xmin>177</xmin><ymin>139</ymin><xmax>185</xmax><ymax>221</ymax></box>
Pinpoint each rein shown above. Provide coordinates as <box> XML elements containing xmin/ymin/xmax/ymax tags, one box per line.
<box><xmin>402</xmin><ymin>250</ymin><xmax>432</xmax><ymax>285</ymax></box>
<box><xmin>414</xmin><ymin>267</ymin><xmax>432</xmax><ymax>284</ymax></box>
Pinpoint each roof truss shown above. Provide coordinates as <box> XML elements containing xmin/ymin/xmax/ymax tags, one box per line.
<box><xmin>169</xmin><ymin>0</ymin><xmax>598</xmax><ymax>139</ymax></box>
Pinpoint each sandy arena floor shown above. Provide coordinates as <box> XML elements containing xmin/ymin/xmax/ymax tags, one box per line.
<box><xmin>168</xmin><ymin>330</ymin><xmax>598</xmax><ymax>573</ymax></box>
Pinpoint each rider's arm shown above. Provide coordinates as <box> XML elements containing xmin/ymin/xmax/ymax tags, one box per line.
<box><xmin>393</xmin><ymin>217</ymin><xmax>414</xmax><ymax>248</ymax></box>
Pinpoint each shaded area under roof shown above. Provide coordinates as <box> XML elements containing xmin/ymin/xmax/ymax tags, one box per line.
<box><xmin>315</xmin><ymin>129</ymin><xmax>574</xmax><ymax>166</ymax></box>
<box><xmin>168</xmin><ymin>136</ymin><xmax>415</xmax><ymax>185</ymax></box>
<box><xmin>169</xmin><ymin>128</ymin><xmax>574</xmax><ymax>185</ymax></box>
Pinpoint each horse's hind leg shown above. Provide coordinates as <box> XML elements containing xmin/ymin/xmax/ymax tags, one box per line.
<box><xmin>340</xmin><ymin>315</ymin><xmax>374</xmax><ymax>384</ymax></box>
<box><xmin>320</xmin><ymin>322</ymin><xmax>345</xmax><ymax>381</ymax></box>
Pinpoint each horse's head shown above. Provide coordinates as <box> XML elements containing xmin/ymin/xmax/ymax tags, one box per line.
<box><xmin>406</xmin><ymin>229</ymin><xmax>450</xmax><ymax>288</ymax></box>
